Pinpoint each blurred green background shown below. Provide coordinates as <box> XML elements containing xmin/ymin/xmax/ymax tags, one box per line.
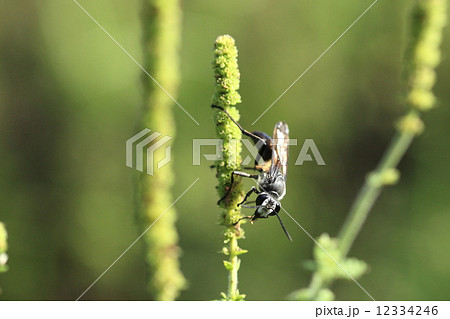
<box><xmin>0</xmin><ymin>0</ymin><xmax>449</xmax><ymax>300</ymax></box>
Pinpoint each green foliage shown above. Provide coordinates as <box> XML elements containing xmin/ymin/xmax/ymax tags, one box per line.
<box><xmin>289</xmin><ymin>287</ymin><xmax>335</xmax><ymax>302</ymax></box>
<box><xmin>137</xmin><ymin>0</ymin><xmax>186</xmax><ymax>301</ymax></box>
<box><xmin>1</xmin><ymin>1</ymin><xmax>449</xmax><ymax>301</ymax></box>
<box><xmin>290</xmin><ymin>234</ymin><xmax>367</xmax><ymax>301</ymax></box>
<box><xmin>293</xmin><ymin>0</ymin><xmax>448</xmax><ymax>301</ymax></box>
<box><xmin>212</xmin><ymin>35</ymin><xmax>247</xmax><ymax>301</ymax></box>
<box><xmin>406</xmin><ymin>0</ymin><xmax>447</xmax><ymax>111</ymax></box>
<box><xmin>213</xmin><ymin>36</ymin><xmax>244</xmax><ymax>210</ymax></box>
<box><xmin>314</xmin><ymin>234</ymin><xmax>368</xmax><ymax>282</ymax></box>
<box><xmin>212</xmin><ymin>35</ymin><xmax>242</xmax><ymax>108</ymax></box>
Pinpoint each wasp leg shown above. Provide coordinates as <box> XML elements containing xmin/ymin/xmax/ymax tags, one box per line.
<box><xmin>217</xmin><ymin>171</ymin><xmax>258</xmax><ymax>205</ymax></box>
<box><xmin>233</xmin><ymin>215</ymin><xmax>254</xmax><ymax>226</ymax></box>
<box><xmin>211</xmin><ymin>105</ymin><xmax>268</xmax><ymax>146</ymax></box>
<box><xmin>237</xmin><ymin>186</ymin><xmax>260</xmax><ymax>207</ymax></box>
<box><xmin>239</xmin><ymin>205</ymin><xmax>258</xmax><ymax>209</ymax></box>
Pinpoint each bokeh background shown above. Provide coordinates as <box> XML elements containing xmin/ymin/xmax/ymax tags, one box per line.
<box><xmin>0</xmin><ymin>0</ymin><xmax>449</xmax><ymax>300</ymax></box>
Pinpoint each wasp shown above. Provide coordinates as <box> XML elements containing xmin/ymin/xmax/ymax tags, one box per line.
<box><xmin>212</xmin><ymin>105</ymin><xmax>292</xmax><ymax>241</ymax></box>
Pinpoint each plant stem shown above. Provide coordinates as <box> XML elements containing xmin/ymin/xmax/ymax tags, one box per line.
<box><xmin>339</xmin><ymin>0</ymin><xmax>447</xmax><ymax>259</ymax></box>
<box><xmin>228</xmin><ymin>237</ymin><xmax>239</xmax><ymax>298</ymax></box>
<box><xmin>138</xmin><ymin>0</ymin><xmax>186</xmax><ymax>301</ymax></box>
<box><xmin>306</xmin><ymin>0</ymin><xmax>447</xmax><ymax>299</ymax></box>
<box><xmin>338</xmin><ymin>125</ymin><xmax>415</xmax><ymax>256</ymax></box>
<box><xmin>212</xmin><ymin>35</ymin><xmax>246</xmax><ymax>301</ymax></box>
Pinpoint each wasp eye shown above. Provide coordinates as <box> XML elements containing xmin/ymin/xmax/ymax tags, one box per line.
<box><xmin>275</xmin><ymin>203</ymin><xmax>281</xmax><ymax>213</ymax></box>
<box><xmin>255</xmin><ymin>193</ymin><xmax>268</xmax><ymax>206</ymax></box>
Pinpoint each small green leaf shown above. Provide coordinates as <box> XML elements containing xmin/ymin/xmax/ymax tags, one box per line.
<box><xmin>223</xmin><ymin>260</ymin><xmax>233</xmax><ymax>270</ymax></box>
<box><xmin>287</xmin><ymin>287</ymin><xmax>335</xmax><ymax>301</ymax></box>
<box><xmin>234</xmin><ymin>293</ymin><xmax>246</xmax><ymax>301</ymax></box>
<box><xmin>235</xmin><ymin>249</ymin><xmax>248</xmax><ymax>256</ymax></box>
<box><xmin>287</xmin><ymin>288</ymin><xmax>310</xmax><ymax>301</ymax></box>
<box><xmin>316</xmin><ymin>289</ymin><xmax>335</xmax><ymax>301</ymax></box>
<box><xmin>337</xmin><ymin>257</ymin><xmax>368</xmax><ymax>280</ymax></box>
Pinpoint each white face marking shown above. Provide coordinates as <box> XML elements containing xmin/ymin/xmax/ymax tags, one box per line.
<box><xmin>256</xmin><ymin>197</ymin><xmax>278</xmax><ymax>218</ymax></box>
<box><xmin>256</xmin><ymin>206</ymin><xmax>271</xmax><ymax>218</ymax></box>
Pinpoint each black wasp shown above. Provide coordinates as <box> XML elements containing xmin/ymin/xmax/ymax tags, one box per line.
<box><xmin>212</xmin><ymin>105</ymin><xmax>292</xmax><ymax>241</ymax></box>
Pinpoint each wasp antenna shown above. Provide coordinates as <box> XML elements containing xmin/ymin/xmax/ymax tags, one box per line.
<box><xmin>274</xmin><ymin>212</ymin><xmax>292</xmax><ymax>241</ymax></box>
<box><xmin>211</xmin><ymin>104</ymin><xmax>268</xmax><ymax>146</ymax></box>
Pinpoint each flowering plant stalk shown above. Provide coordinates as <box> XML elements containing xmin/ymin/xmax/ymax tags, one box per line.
<box><xmin>212</xmin><ymin>35</ymin><xmax>247</xmax><ymax>301</ymax></box>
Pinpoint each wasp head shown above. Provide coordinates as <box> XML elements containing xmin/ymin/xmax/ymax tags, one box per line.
<box><xmin>253</xmin><ymin>192</ymin><xmax>292</xmax><ymax>241</ymax></box>
<box><xmin>254</xmin><ymin>192</ymin><xmax>281</xmax><ymax>218</ymax></box>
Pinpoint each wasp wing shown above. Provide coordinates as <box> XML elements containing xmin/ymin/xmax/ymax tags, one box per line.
<box><xmin>271</xmin><ymin>121</ymin><xmax>289</xmax><ymax>178</ymax></box>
